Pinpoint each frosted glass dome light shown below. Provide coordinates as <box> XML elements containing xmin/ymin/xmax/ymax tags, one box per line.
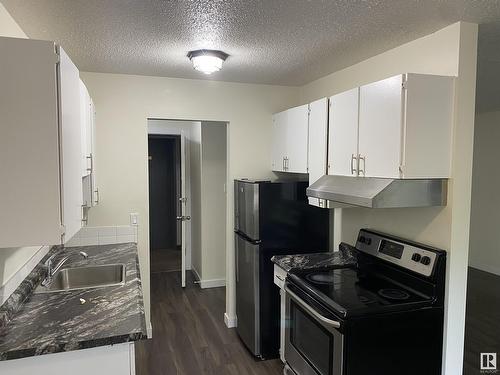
<box><xmin>188</xmin><ymin>50</ymin><xmax>229</xmax><ymax>75</ymax></box>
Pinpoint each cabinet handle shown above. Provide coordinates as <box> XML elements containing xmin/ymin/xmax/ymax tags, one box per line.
<box><xmin>94</xmin><ymin>189</ymin><xmax>100</xmax><ymax>204</ymax></box>
<box><xmin>86</xmin><ymin>154</ymin><xmax>93</xmax><ymax>173</ymax></box>
<box><xmin>81</xmin><ymin>205</ymin><xmax>88</xmax><ymax>225</ymax></box>
<box><xmin>358</xmin><ymin>155</ymin><xmax>366</xmax><ymax>176</ymax></box>
<box><xmin>351</xmin><ymin>154</ymin><xmax>358</xmax><ymax>175</ymax></box>
<box><xmin>285</xmin><ymin>157</ymin><xmax>289</xmax><ymax>171</ymax></box>
<box><xmin>276</xmin><ymin>275</ymin><xmax>285</xmax><ymax>282</ymax></box>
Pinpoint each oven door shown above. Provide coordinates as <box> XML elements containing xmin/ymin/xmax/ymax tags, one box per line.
<box><xmin>285</xmin><ymin>285</ymin><xmax>344</xmax><ymax>375</ymax></box>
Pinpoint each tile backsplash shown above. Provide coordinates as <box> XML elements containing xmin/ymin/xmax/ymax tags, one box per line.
<box><xmin>66</xmin><ymin>225</ymin><xmax>138</xmax><ymax>247</ymax></box>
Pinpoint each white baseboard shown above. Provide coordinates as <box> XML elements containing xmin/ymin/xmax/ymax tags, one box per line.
<box><xmin>147</xmin><ymin>322</ymin><xmax>153</xmax><ymax>338</ymax></box>
<box><xmin>469</xmin><ymin>261</ymin><xmax>500</xmax><ymax>276</ymax></box>
<box><xmin>199</xmin><ymin>278</ymin><xmax>226</xmax><ymax>288</ymax></box>
<box><xmin>191</xmin><ymin>267</ymin><xmax>225</xmax><ymax>289</ymax></box>
<box><xmin>224</xmin><ymin>313</ymin><xmax>237</xmax><ymax>328</ymax></box>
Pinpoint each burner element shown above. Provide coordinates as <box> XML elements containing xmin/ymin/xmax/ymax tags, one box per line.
<box><xmin>378</xmin><ymin>288</ymin><xmax>410</xmax><ymax>301</ymax></box>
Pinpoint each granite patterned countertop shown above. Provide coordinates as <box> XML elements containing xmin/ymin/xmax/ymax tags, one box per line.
<box><xmin>271</xmin><ymin>244</ymin><xmax>358</xmax><ymax>272</ymax></box>
<box><xmin>0</xmin><ymin>242</ymin><xmax>147</xmax><ymax>361</ymax></box>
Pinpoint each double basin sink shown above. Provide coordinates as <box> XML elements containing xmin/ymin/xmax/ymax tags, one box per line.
<box><xmin>35</xmin><ymin>264</ymin><xmax>126</xmax><ymax>294</ymax></box>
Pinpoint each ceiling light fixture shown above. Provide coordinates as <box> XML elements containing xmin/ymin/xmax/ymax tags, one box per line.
<box><xmin>187</xmin><ymin>49</ymin><xmax>229</xmax><ymax>75</ymax></box>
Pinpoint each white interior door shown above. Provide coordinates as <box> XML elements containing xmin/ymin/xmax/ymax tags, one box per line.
<box><xmin>180</xmin><ymin>133</ymin><xmax>190</xmax><ymax>288</ymax></box>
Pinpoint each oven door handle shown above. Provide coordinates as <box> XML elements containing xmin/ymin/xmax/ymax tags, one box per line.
<box><xmin>285</xmin><ymin>286</ymin><xmax>341</xmax><ymax>329</ymax></box>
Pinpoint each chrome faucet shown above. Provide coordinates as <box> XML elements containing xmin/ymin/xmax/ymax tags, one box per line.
<box><xmin>42</xmin><ymin>251</ymin><xmax>88</xmax><ymax>286</ymax></box>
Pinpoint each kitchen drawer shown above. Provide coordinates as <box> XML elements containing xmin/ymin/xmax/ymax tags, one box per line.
<box><xmin>274</xmin><ymin>264</ymin><xmax>287</xmax><ymax>289</ymax></box>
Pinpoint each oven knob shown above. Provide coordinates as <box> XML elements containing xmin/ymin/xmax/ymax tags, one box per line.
<box><xmin>411</xmin><ymin>253</ymin><xmax>421</xmax><ymax>262</ymax></box>
<box><xmin>421</xmin><ymin>256</ymin><xmax>431</xmax><ymax>266</ymax></box>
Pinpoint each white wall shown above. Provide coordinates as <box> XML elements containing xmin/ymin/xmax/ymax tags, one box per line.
<box><xmin>80</xmin><ymin>71</ymin><xmax>300</xmax><ymax>326</ymax></box>
<box><xmin>0</xmin><ymin>1</ymin><xmax>46</xmax><ymax>291</ymax></box>
<box><xmin>300</xmin><ymin>22</ymin><xmax>478</xmax><ymax>375</ymax></box>
<box><xmin>469</xmin><ymin>111</ymin><xmax>500</xmax><ymax>275</ymax></box>
<box><xmin>200</xmin><ymin>122</ymin><xmax>227</xmax><ymax>284</ymax></box>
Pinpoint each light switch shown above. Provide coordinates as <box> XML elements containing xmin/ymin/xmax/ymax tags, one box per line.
<box><xmin>130</xmin><ymin>213</ymin><xmax>139</xmax><ymax>226</ymax></box>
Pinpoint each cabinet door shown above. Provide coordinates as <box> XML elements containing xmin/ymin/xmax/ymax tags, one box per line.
<box><xmin>90</xmin><ymin>98</ymin><xmax>99</xmax><ymax>205</ymax></box>
<box><xmin>328</xmin><ymin>88</ymin><xmax>359</xmax><ymax>176</ymax></box>
<box><xmin>286</xmin><ymin>104</ymin><xmax>309</xmax><ymax>173</ymax></box>
<box><xmin>59</xmin><ymin>47</ymin><xmax>84</xmax><ymax>243</ymax></box>
<box><xmin>271</xmin><ymin>111</ymin><xmax>286</xmax><ymax>172</ymax></box>
<box><xmin>0</xmin><ymin>37</ymin><xmax>62</xmax><ymax>247</ymax></box>
<box><xmin>359</xmin><ymin>75</ymin><xmax>403</xmax><ymax>178</ymax></box>
<box><xmin>79</xmin><ymin>80</ymin><xmax>92</xmax><ymax>177</ymax></box>
<box><xmin>308</xmin><ymin>98</ymin><xmax>328</xmax><ymax>206</ymax></box>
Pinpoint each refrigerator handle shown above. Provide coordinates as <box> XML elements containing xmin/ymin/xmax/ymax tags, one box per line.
<box><xmin>235</xmin><ymin>238</ymin><xmax>239</xmax><ymax>283</ymax></box>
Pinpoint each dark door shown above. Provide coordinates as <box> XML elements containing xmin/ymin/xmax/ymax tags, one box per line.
<box><xmin>148</xmin><ymin>136</ymin><xmax>178</xmax><ymax>250</ymax></box>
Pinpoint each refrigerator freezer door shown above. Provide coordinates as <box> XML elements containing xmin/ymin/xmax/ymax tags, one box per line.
<box><xmin>234</xmin><ymin>181</ymin><xmax>260</xmax><ymax>240</ymax></box>
<box><xmin>235</xmin><ymin>232</ymin><xmax>261</xmax><ymax>356</ymax></box>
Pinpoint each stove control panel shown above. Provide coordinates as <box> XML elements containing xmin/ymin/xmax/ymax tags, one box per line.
<box><xmin>356</xmin><ymin>230</ymin><xmax>438</xmax><ymax>277</ymax></box>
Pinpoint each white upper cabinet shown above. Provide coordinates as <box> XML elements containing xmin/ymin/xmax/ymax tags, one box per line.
<box><xmin>328</xmin><ymin>88</ymin><xmax>359</xmax><ymax>177</ymax></box>
<box><xmin>359</xmin><ymin>75</ymin><xmax>404</xmax><ymax>178</ymax></box>
<box><xmin>308</xmin><ymin>98</ymin><xmax>328</xmax><ymax>207</ymax></box>
<box><xmin>286</xmin><ymin>104</ymin><xmax>309</xmax><ymax>173</ymax></box>
<box><xmin>59</xmin><ymin>48</ymin><xmax>84</xmax><ymax>242</ymax></box>
<box><xmin>0</xmin><ymin>37</ymin><xmax>84</xmax><ymax>247</ymax></box>
<box><xmin>80</xmin><ymin>80</ymin><xmax>99</xmax><ymax>207</ymax></box>
<box><xmin>271</xmin><ymin>104</ymin><xmax>308</xmax><ymax>173</ymax></box>
<box><xmin>329</xmin><ymin>73</ymin><xmax>454</xmax><ymax>179</ymax></box>
<box><xmin>271</xmin><ymin>111</ymin><xmax>287</xmax><ymax>172</ymax></box>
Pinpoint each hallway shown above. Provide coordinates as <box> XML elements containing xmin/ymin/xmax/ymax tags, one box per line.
<box><xmin>135</xmin><ymin>272</ymin><xmax>283</xmax><ymax>375</ymax></box>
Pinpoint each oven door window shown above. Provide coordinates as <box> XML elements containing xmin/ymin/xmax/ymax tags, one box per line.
<box><xmin>290</xmin><ymin>301</ymin><xmax>334</xmax><ymax>375</ymax></box>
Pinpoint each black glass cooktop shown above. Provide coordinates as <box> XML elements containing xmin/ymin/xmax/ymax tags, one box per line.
<box><xmin>290</xmin><ymin>267</ymin><xmax>432</xmax><ymax>317</ymax></box>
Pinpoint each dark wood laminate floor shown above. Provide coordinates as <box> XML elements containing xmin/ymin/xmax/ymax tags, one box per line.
<box><xmin>150</xmin><ymin>248</ymin><xmax>182</xmax><ymax>273</ymax></box>
<box><xmin>135</xmin><ymin>271</ymin><xmax>284</xmax><ymax>375</ymax></box>
<box><xmin>463</xmin><ymin>267</ymin><xmax>500</xmax><ymax>374</ymax></box>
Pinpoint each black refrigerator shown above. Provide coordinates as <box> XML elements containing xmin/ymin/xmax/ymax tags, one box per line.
<box><xmin>234</xmin><ymin>179</ymin><xmax>330</xmax><ymax>359</ymax></box>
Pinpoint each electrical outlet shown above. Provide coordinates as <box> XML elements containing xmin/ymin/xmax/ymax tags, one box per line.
<box><xmin>130</xmin><ymin>213</ymin><xmax>139</xmax><ymax>226</ymax></box>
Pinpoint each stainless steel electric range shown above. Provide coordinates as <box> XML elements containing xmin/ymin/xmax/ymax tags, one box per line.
<box><xmin>284</xmin><ymin>229</ymin><xmax>446</xmax><ymax>375</ymax></box>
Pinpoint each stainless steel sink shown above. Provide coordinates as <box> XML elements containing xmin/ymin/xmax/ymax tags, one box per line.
<box><xmin>35</xmin><ymin>264</ymin><xmax>126</xmax><ymax>293</ymax></box>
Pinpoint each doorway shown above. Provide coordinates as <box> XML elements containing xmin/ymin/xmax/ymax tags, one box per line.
<box><xmin>148</xmin><ymin>135</ymin><xmax>182</xmax><ymax>274</ymax></box>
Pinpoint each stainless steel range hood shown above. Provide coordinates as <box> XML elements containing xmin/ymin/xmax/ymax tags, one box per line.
<box><xmin>306</xmin><ymin>175</ymin><xmax>447</xmax><ymax>208</ymax></box>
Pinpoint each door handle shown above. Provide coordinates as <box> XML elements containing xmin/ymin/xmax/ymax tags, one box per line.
<box><xmin>285</xmin><ymin>286</ymin><xmax>341</xmax><ymax>328</ymax></box>
<box><xmin>176</xmin><ymin>216</ymin><xmax>191</xmax><ymax>221</ymax></box>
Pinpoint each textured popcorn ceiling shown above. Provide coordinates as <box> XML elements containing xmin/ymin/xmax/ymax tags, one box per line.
<box><xmin>2</xmin><ymin>0</ymin><xmax>500</xmax><ymax>92</ymax></box>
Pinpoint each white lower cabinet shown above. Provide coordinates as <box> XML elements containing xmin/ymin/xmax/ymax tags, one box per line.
<box><xmin>0</xmin><ymin>343</ymin><xmax>136</xmax><ymax>375</ymax></box>
<box><xmin>274</xmin><ymin>264</ymin><xmax>287</xmax><ymax>363</ymax></box>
